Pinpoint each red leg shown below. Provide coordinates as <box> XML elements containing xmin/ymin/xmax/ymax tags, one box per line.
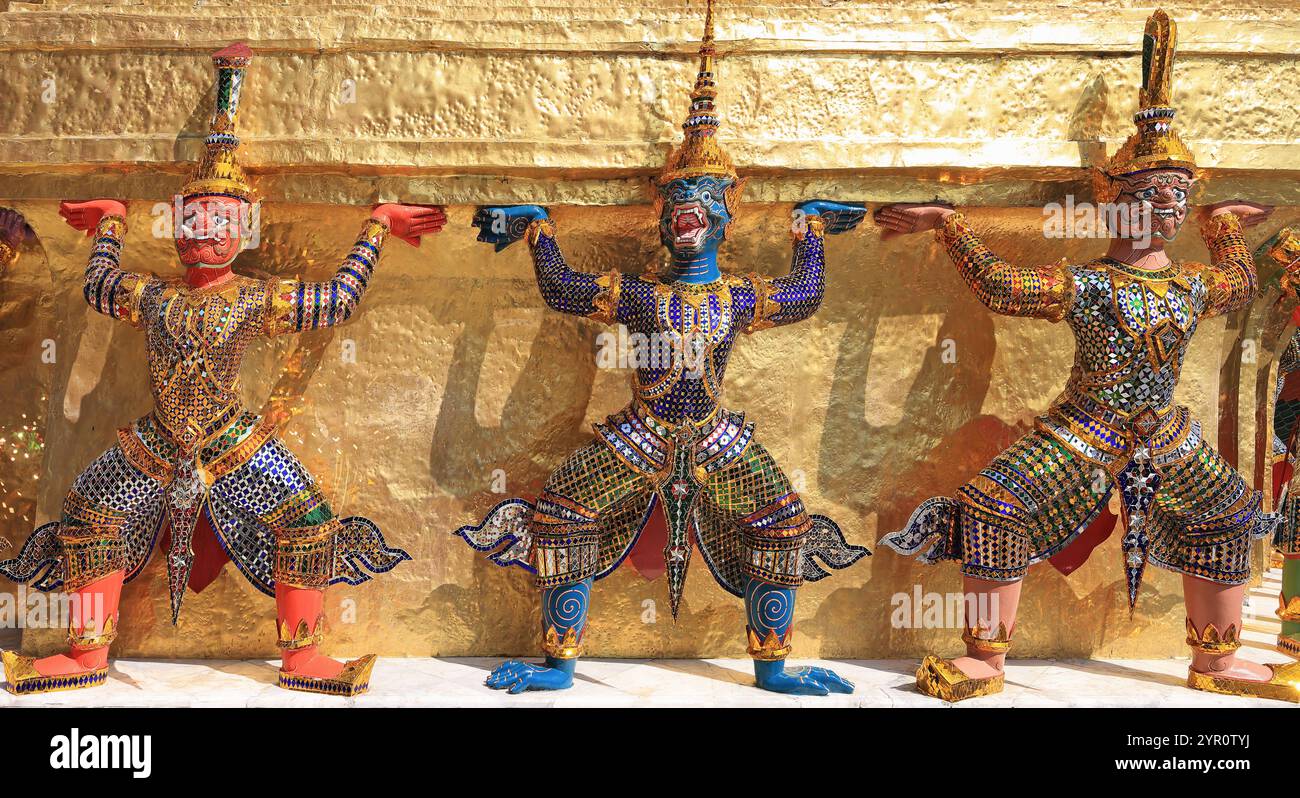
<box><xmin>275</xmin><ymin>584</ymin><xmax>346</xmax><ymax>680</ymax></box>
<box><xmin>34</xmin><ymin>569</ymin><xmax>124</xmax><ymax>676</ymax></box>
<box><xmin>3</xmin><ymin>569</ymin><xmax>122</xmax><ymax>694</ymax></box>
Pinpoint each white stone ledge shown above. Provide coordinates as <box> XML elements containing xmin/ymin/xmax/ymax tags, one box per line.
<box><xmin>3</xmin><ymin>653</ymin><xmax>1295</xmax><ymax>708</ymax></box>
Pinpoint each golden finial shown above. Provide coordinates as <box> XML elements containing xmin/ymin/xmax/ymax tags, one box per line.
<box><xmin>181</xmin><ymin>42</ymin><xmax>257</xmax><ymax>202</ymax></box>
<box><xmin>657</xmin><ymin>0</ymin><xmax>739</xmax><ymax>186</ymax></box>
<box><xmin>1139</xmin><ymin>9</ymin><xmax>1175</xmax><ymax>110</ymax></box>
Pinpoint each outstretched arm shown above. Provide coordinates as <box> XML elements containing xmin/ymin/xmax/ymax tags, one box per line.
<box><xmin>61</xmin><ymin>200</ymin><xmax>149</xmax><ymax>327</ymax></box>
<box><xmin>264</xmin><ymin>204</ymin><xmax>445</xmax><ymax>335</ymax></box>
<box><xmin>1199</xmin><ymin>201</ymin><xmax>1274</xmax><ymax>317</ymax></box>
<box><xmin>875</xmin><ymin>203</ymin><xmax>1071</xmax><ymax>322</ymax></box>
<box><xmin>472</xmin><ymin>205</ymin><xmax>622</xmax><ymax>323</ymax></box>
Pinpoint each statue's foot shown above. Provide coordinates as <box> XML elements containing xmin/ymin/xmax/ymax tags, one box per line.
<box><xmin>278</xmin><ymin>653</ymin><xmax>375</xmax><ymax>697</ymax></box>
<box><xmin>915</xmin><ymin>654</ymin><xmax>1004</xmax><ymax>703</ymax></box>
<box><xmin>2</xmin><ymin>650</ymin><xmax>108</xmax><ymax>696</ymax></box>
<box><xmin>282</xmin><ymin>651</ymin><xmax>346</xmax><ymax>680</ymax></box>
<box><xmin>1186</xmin><ymin>660</ymin><xmax>1300</xmax><ymax>703</ymax></box>
<box><xmin>485</xmin><ymin>660</ymin><xmax>574</xmax><ymax>693</ymax></box>
<box><xmin>753</xmin><ymin>661</ymin><xmax>854</xmax><ymax>696</ymax></box>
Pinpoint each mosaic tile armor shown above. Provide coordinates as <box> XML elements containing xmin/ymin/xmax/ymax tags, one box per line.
<box><xmin>463</xmin><ymin>215</ymin><xmax>865</xmax><ymax>619</ymax></box>
<box><xmin>0</xmin><ymin>213</ymin><xmax>409</xmax><ymax>622</ymax></box>
<box><xmin>884</xmin><ymin>210</ymin><xmax>1277</xmax><ymax>607</ymax></box>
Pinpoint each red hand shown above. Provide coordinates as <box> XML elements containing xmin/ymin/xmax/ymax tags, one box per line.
<box><xmin>371</xmin><ymin>204</ymin><xmax>447</xmax><ymax>247</ymax></box>
<box><xmin>59</xmin><ymin>200</ymin><xmax>128</xmax><ymax>237</ymax></box>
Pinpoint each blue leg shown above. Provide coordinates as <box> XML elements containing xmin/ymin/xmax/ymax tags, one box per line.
<box><xmin>485</xmin><ymin>578</ymin><xmax>590</xmax><ymax>693</ymax></box>
<box><xmin>745</xmin><ymin>576</ymin><xmax>854</xmax><ymax>696</ymax></box>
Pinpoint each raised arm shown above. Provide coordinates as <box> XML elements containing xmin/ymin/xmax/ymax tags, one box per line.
<box><xmin>746</xmin><ymin>200</ymin><xmax>865</xmax><ymax>332</ymax></box>
<box><xmin>746</xmin><ymin>201</ymin><xmax>865</xmax><ymax>332</ymax></box>
<box><xmin>472</xmin><ymin>205</ymin><xmax>624</xmax><ymax>324</ymax></box>
<box><xmin>60</xmin><ymin>200</ymin><xmax>150</xmax><ymax>327</ymax></box>
<box><xmin>876</xmin><ymin>204</ymin><xmax>1071</xmax><ymax>322</ymax></box>
<box><xmin>264</xmin><ymin>203</ymin><xmax>445</xmax><ymax>335</ymax></box>
<box><xmin>1197</xmin><ymin>202</ymin><xmax>1274</xmax><ymax>317</ymax></box>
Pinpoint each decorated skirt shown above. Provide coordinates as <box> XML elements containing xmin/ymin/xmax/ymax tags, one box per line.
<box><xmin>883</xmin><ymin>400</ymin><xmax>1276</xmax><ymax>605</ymax></box>
<box><xmin>455</xmin><ymin>403</ymin><xmax>868</xmax><ymax>618</ymax></box>
<box><xmin>0</xmin><ymin>409</ymin><xmax>409</xmax><ymax>622</ymax></box>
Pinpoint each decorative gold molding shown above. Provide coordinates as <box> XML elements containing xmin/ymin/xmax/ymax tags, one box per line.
<box><xmin>746</xmin><ymin>626</ymin><xmax>793</xmax><ymax>661</ymax></box>
<box><xmin>542</xmin><ymin>625</ymin><xmax>582</xmax><ymax>660</ymax></box>
<box><xmin>1278</xmin><ymin>593</ymin><xmax>1300</xmax><ymax>623</ymax></box>
<box><xmin>68</xmin><ymin>615</ymin><xmax>116</xmax><ymax>649</ymax></box>
<box><xmin>1185</xmin><ymin>619</ymin><xmax>1242</xmax><ymax>655</ymax></box>
<box><xmin>962</xmin><ymin>621</ymin><xmax>1013</xmax><ymax>654</ymax></box>
<box><xmin>277</xmin><ymin>614</ymin><xmax>326</xmax><ymax>651</ymax></box>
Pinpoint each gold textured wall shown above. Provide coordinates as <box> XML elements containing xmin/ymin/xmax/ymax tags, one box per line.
<box><xmin>1</xmin><ymin>0</ymin><xmax>1299</xmax><ymax>660</ymax></box>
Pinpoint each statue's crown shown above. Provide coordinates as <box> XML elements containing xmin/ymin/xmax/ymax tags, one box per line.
<box><xmin>181</xmin><ymin>42</ymin><xmax>256</xmax><ymax>202</ymax></box>
<box><xmin>1097</xmin><ymin>10</ymin><xmax>1197</xmax><ymax>199</ymax></box>
<box><xmin>658</xmin><ymin>0</ymin><xmax>738</xmax><ymax>185</ymax></box>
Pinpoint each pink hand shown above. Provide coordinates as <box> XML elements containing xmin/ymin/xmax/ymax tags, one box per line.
<box><xmin>872</xmin><ymin>202</ymin><xmax>955</xmax><ymax>241</ymax></box>
<box><xmin>371</xmin><ymin>204</ymin><xmax>448</xmax><ymax>247</ymax></box>
<box><xmin>1204</xmin><ymin>200</ymin><xmax>1274</xmax><ymax>228</ymax></box>
<box><xmin>59</xmin><ymin>200</ymin><xmax>127</xmax><ymax>237</ymax></box>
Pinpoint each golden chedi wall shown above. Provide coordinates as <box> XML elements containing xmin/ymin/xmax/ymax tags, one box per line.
<box><xmin>1</xmin><ymin>0</ymin><xmax>1298</xmax><ymax>660</ymax></box>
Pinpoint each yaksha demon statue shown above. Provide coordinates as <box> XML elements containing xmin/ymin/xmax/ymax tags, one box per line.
<box><xmin>0</xmin><ymin>44</ymin><xmax>445</xmax><ymax>697</ymax></box>
<box><xmin>455</xmin><ymin>1</ymin><xmax>869</xmax><ymax>695</ymax></box>
<box><xmin>1262</xmin><ymin>229</ymin><xmax>1300</xmax><ymax>662</ymax></box>
<box><xmin>877</xmin><ymin>11</ymin><xmax>1300</xmax><ymax>702</ymax></box>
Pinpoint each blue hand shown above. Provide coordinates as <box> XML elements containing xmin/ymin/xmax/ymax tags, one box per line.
<box><xmin>472</xmin><ymin>205</ymin><xmax>549</xmax><ymax>252</ymax></box>
<box><xmin>484</xmin><ymin>658</ymin><xmax>575</xmax><ymax>693</ymax></box>
<box><xmin>753</xmin><ymin>660</ymin><xmax>855</xmax><ymax>696</ymax></box>
<box><xmin>793</xmin><ymin>200</ymin><xmax>868</xmax><ymax>235</ymax></box>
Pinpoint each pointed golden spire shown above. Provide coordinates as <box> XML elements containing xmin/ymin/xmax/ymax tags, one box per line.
<box><xmin>657</xmin><ymin>0</ymin><xmax>738</xmax><ymax>185</ymax></box>
<box><xmin>1138</xmin><ymin>9</ymin><xmax>1176</xmax><ymax>110</ymax></box>
<box><xmin>181</xmin><ymin>42</ymin><xmax>257</xmax><ymax>202</ymax></box>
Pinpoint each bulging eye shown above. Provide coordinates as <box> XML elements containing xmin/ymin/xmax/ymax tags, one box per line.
<box><xmin>1136</xmin><ymin>188</ymin><xmax>1156</xmax><ymax>201</ymax></box>
<box><xmin>1172</xmin><ymin>188</ymin><xmax>1186</xmax><ymax>201</ymax></box>
<box><xmin>699</xmin><ymin>191</ymin><xmax>712</xmax><ymax>203</ymax></box>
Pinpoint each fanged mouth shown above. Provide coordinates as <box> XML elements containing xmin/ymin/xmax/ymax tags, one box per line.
<box><xmin>1151</xmin><ymin>207</ymin><xmax>1180</xmax><ymax>219</ymax></box>
<box><xmin>670</xmin><ymin>203</ymin><xmax>708</xmax><ymax>248</ymax></box>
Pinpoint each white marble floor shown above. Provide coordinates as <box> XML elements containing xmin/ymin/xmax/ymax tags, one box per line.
<box><xmin>2</xmin><ymin>649</ymin><xmax>1296</xmax><ymax>708</ymax></box>
<box><xmin>6</xmin><ymin>569</ymin><xmax>1294</xmax><ymax>708</ymax></box>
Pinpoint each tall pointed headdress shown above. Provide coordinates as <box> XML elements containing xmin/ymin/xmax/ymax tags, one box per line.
<box><xmin>1095</xmin><ymin>10</ymin><xmax>1197</xmax><ymax>202</ymax></box>
<box><xmin>657</xmin><ymin>0</ymin><xmax>740</xmax><ymax>188</ymax></box>
<box><xmin>180</xmin><ymin>42</ymin><xmax>256</xmax><ymax>202</ymax></box>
